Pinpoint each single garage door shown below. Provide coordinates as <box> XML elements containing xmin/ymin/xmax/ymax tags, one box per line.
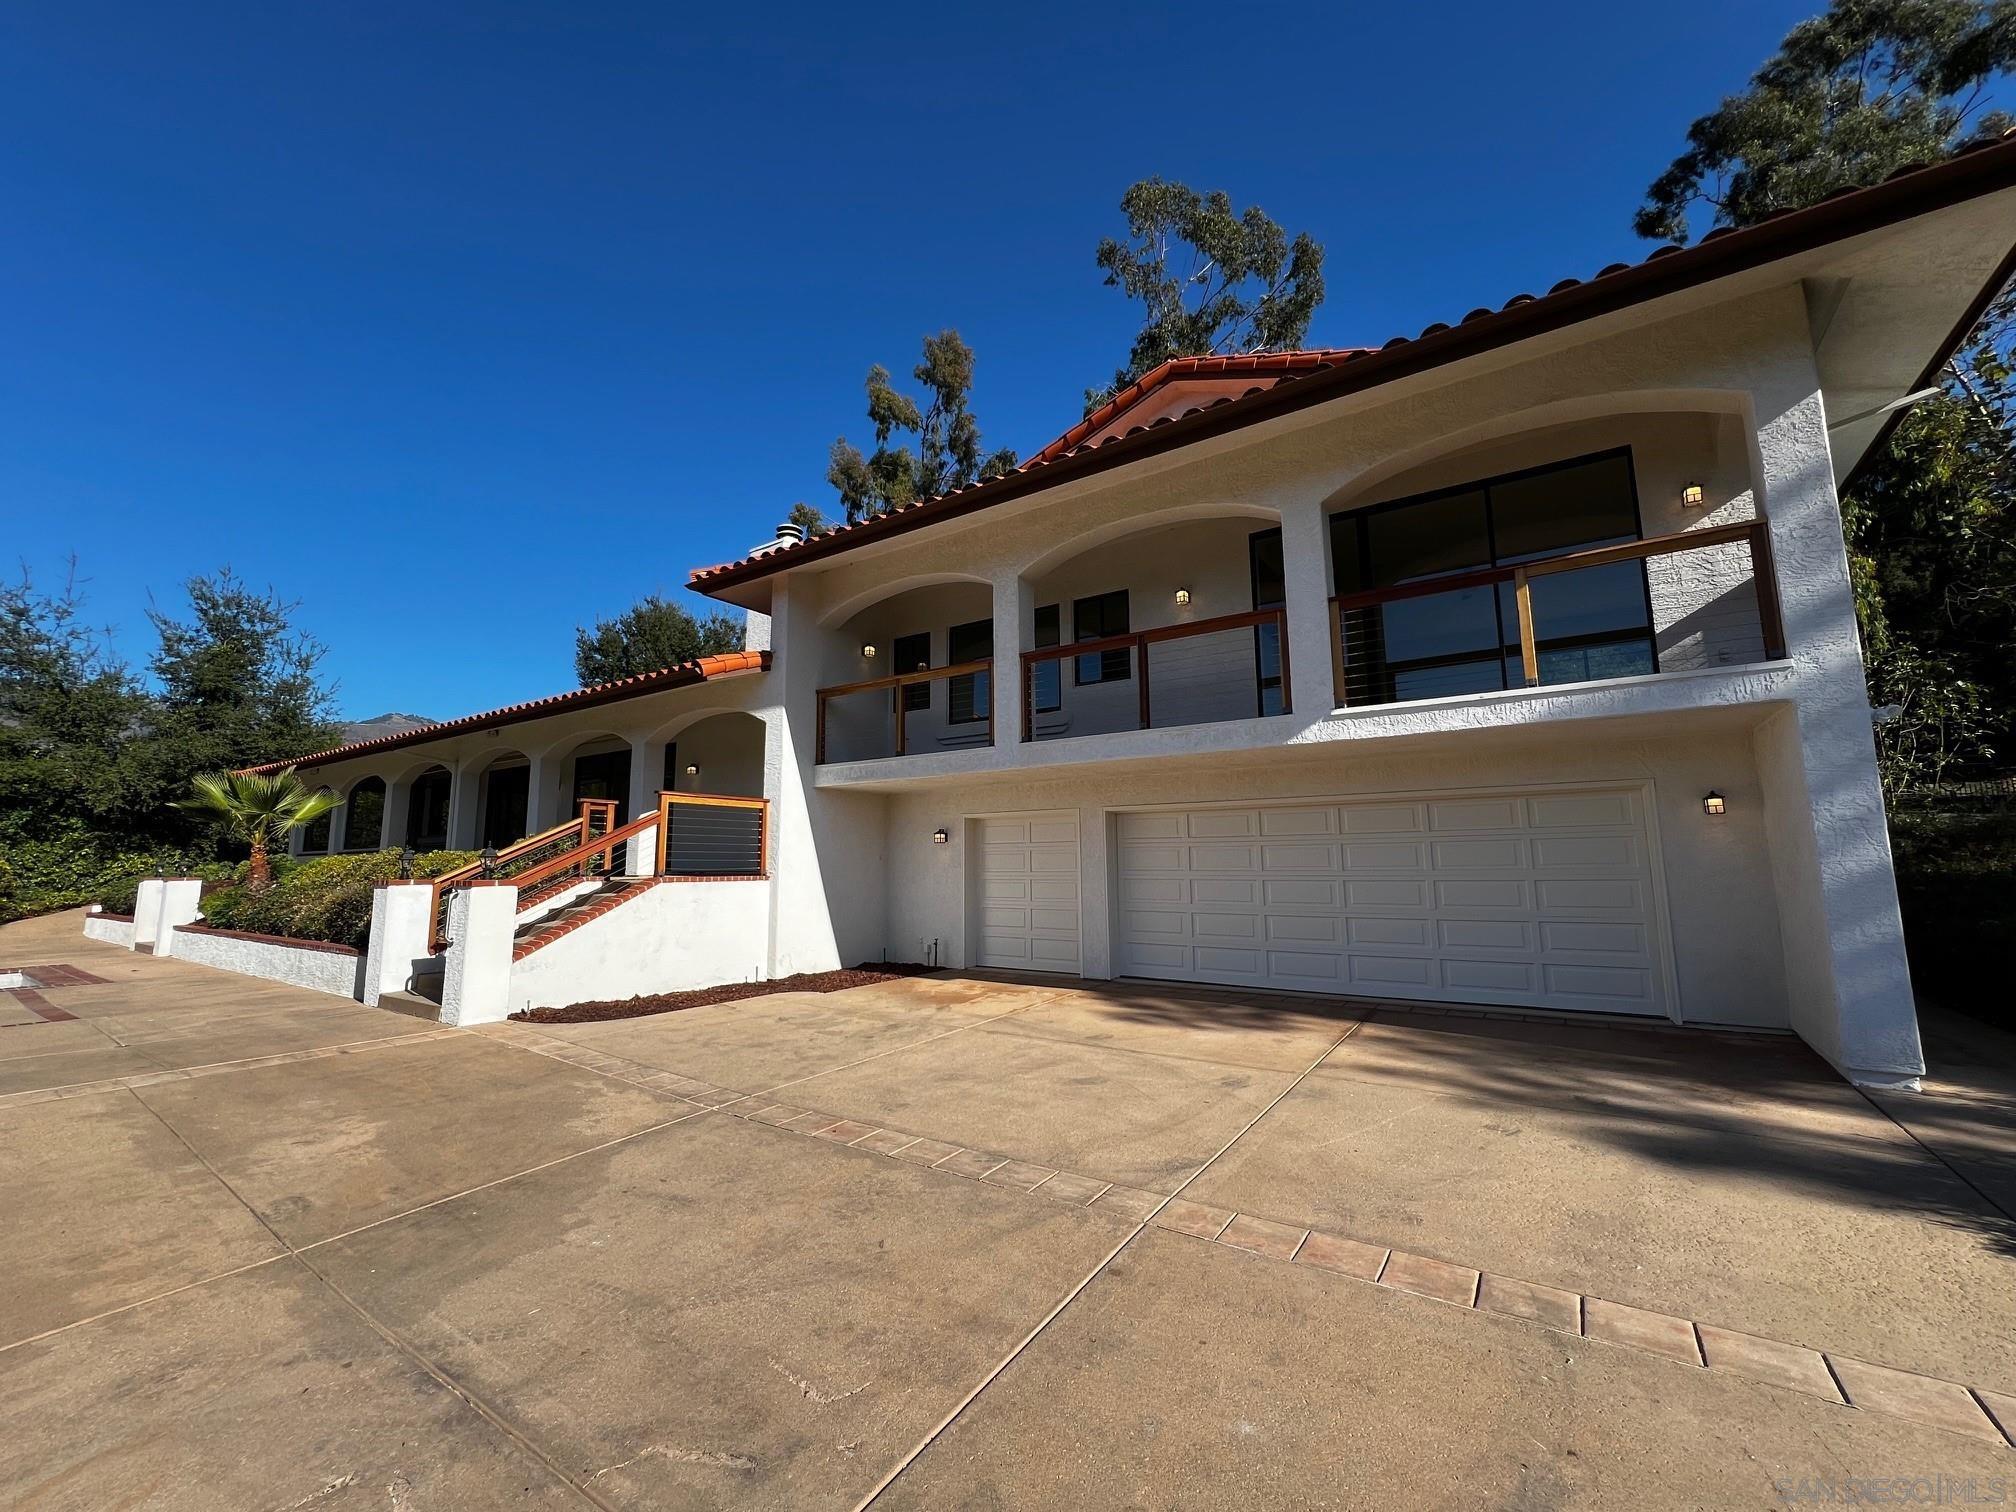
<box><xmin>1114</xmin><ymin>788</ymin><xmax>1668</xmax><ymax>1016</ymax></box>
<box><xmin>975</xmin><ymin>814</ymin><xmax>1081</xmax><ymax>973</ymax></box>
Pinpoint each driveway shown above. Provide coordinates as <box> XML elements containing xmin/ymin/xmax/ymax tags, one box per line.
<box><xmin>3</xmin><ymin>906</ymin><xmax>2014</xmax><ymax>1509</ymax></box>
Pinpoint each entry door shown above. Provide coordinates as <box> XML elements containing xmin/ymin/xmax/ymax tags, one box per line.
<box><xmin>1114</xmin><ymin>788</ymin><xmax>1667</xmax><ymax>1015</ymax></box>
<box><xmin>974</xmin><ymin>814</ymin><xmax>1081</xmax><ymax>973</ymax></box>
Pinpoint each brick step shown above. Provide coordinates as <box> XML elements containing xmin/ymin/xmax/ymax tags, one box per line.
<box><xmin>511</xmin><ymin>878</ymin><xmax>659</xmax><ymax>961</ymax></box>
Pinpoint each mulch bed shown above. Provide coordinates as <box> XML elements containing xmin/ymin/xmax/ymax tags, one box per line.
<box><xmin>511</xmin><ymin>962</ymin><xmax>939</xmax><ymax>1024</ymax></box>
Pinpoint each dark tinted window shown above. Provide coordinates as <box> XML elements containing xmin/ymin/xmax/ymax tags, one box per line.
<box><xmin>1032</xmin><ymin>604</ymin><xmax>1061</xmax><ymax>713</ymax></box>
<box><xmin>1491</xmin><ymin>453</ymin><xmax>1638</xmax><ymax>561</ymax></box>
<box><xmin>947</xmin><ymin>619</ymin><xmax>992</xmax><ymax>724</ymax></box>
<box><xmin>1073</xmin><ymin>590</ymin><xmax>1130</xmax><ymax>684</ymax></box>
<box><xmin>894</xmin><ymin>631</ymin><xmax>931</xmax><ymax>712</ymax></box>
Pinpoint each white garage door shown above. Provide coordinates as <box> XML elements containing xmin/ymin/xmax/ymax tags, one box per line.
<box><xmin>975</xmin><ymin>814</ymin><xmax>1082</xmax><ymax>973</ymax></box>
<box><xmin>1115</xmin><ymin>788</ymin><xmax>1668</xmax><ymax>1016</ymax></box>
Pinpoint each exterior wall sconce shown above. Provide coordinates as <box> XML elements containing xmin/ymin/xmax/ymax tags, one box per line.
<box><xmin>861</xmin><ymin>643</ymin><xmax>877</xmax><ymax>659</ymax></box>
<box><xmin>1681</xmin><ymin>482</ymin><xmax>1706</xmax><ymax>508</ymax></box>
<box><xmin>1174</xmin><ymin>587</ymin><xmax>1191</xmax><ymax>607</ymax></box>
<box><xmin>932</xmin><ymin>828</ymin><xmax>950</xmax><ymax>844</ymax></box>
<box><xmin>1702</xmin><ymin>791</ymin><xmax>1727</xmax><ymax>816</ymax></box>
<box><xmin>684</xmin><ymin>763</ymin><xmax>699</xmax><ymax>777</ymax></box>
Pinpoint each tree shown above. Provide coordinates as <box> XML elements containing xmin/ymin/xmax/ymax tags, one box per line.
<box><xmin>1088</xmin><ymin>178</ymin><xmax>1326</xmax><ymax>412</ymax></box>
<box><xmin>787</xmin><ymin>501</ymin><xmax>828</xmax><ymax>538</ymax></box>
<box><xmin>574</xmin><ymin>594</ymin><xmax>745</xmax><ymax>686</ymax></box>
<box><xmin>174</xmin><ymin>767</ymin><xmax>339</xmax><ymax>890</ymax></box>
<box><xmin>144</xmin><ymin>571</ymin><xmax>342</xmax><ymax>797</ymax></box>
<box><xmin>0</xmin><ymin>560</ymin><xmax>151</xmax><ymax>842</ymax></box>
<box><xmin>1635</xmin><ymin>0</ymin><xmax>2016</xmax><ymax>791</ymax></box>
<box><xmin>826</xmin><ymin>330</ymin><xmax>1017</xmax><ymax>523</ymax></box>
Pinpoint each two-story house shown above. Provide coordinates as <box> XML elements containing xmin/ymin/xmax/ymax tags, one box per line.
<box><xmin>206</xmin><ymin>137</ymin><xmax>2016</xmax><ymax>1091</ymax></box>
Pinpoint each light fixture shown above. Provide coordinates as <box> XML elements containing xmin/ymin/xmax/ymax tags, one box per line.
<box><xmin>1702</xmin><ymin>791</ymin><xmax>1726</xmax><ymax>816</ymax></box>
<box><xmin>1681</xmin><ymin>482</ymin><xmax>1706</xmax><ymax>509</ymax></box>
<box><xmin>684</xmin><ymin>763</ymin><xmax>699</xmax><ymax>777</ymax></box>
<box><xmin>1174</xmin><ymin>587</ymin><xmax>1191</xmax><ymax>607</ymax></box>
<box><xmin>861</xmin><ymin>643</ymin><xmax>877</xmax><ymax>659</ymax></box>
<box><xmin>932</xmin><ymin>827</ymin><xmax>950</xmax><ymax>844</ymax></box>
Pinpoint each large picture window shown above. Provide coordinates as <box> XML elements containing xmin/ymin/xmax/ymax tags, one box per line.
<box><xmin>1072</xmin><ymin>590</ymin><xmax>1131</xmax><ymax>685</ymax></box>
<box><xmin>947</xmin><ymin>619</ymin><xmax>992</xmax><ymax>724</ymax></box>
<box><xmin>1329</xmin><ymin>449</ymin><xmax>1654</xmax><ymax>704</ymax></box>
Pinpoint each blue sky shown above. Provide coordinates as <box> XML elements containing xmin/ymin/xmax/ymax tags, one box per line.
<box><xmin>0</xmin><ymin>0</ymin><xmax>1823</xmax><ymax>721</ymax></box>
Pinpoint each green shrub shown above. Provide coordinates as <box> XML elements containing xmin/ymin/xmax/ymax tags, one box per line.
<box><xmin>196</xmin><ymin>848</ymin><xmax>477</xmax><ymax>949</ymax></box>
<box><xmin>1889</xmin><ymin>797</ymin><xmax>2016</xmax><ymax>1026</ymax></box>
<box><xmin>0</xmin><ymin>824</ymin><xmax>225</xmax><ymax>922</ymax></box>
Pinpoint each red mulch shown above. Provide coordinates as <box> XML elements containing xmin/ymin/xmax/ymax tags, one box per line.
<box><xmin>511</xmin><ymin>962</ymin><xmax>940</xmax><ymax>1024</ymax></box>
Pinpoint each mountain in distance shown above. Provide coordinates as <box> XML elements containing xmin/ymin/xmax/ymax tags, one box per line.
<box><xmin>340</xmin><ymin>712</ymin><xmax>436</xmax><ymax>746</ymax></box>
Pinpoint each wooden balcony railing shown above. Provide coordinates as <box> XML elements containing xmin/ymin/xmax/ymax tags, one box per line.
<box><xmin>1327</xmin><ymin>519</ymin><xmax>1787</xmax><ymax>709</ymax></box>
<box><xmin>656</xmin><ymin>790</ymin><xmax>768</xmax><ymax>876</ymax></box>
<box><xmin>1019</xmin><ymin>606</ymin><xmax>1290</xmax><ymax>741</ymax></box>
<box><xmin>815</xmin><ymin>658</ymin><xmax>993</xmax><ymax>763</ymax></box>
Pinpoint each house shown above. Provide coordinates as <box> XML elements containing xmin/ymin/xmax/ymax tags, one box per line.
<box><xmin>156</xmin><ymin>137</ymin><xmax>2016</xmax><ymax>1089</ymax></box>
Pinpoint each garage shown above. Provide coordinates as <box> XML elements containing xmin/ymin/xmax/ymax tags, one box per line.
<box><xmin>973</xmin><ymin>813</ymin><xmax>1082</xmax><ymax>973</ymax></box>
<box><xmin>1113</xmin><ymin>787</ymin><xmax>1670</xmax><ymax>1016</ymax></box>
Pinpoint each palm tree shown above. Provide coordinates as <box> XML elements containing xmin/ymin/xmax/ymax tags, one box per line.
<box><xmin>176</xmin><ymin>767</ymin><xmax>340</xmax><ymax>890</ymax></box>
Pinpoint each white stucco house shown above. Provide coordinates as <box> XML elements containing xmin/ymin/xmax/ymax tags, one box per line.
<box><xmin>159</xmin><ymin>138</ymin><xmax>2016</xmax><ymax>1088</ymax></box>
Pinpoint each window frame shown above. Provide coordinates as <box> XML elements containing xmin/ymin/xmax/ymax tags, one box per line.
<box><xmin>946</xmin><ymin>618</ymin><xmax>993</xmax><ymax>725</ymax></box>
<box><xmin>1031</xmin><ymin>603</ymin><xmax>1062</xmax><ymax>714</ymax></box>
<box><xmin>1071</xmin><ymin>589</ymin><xmax>1131</xmax><ymax>685</ymax></box>
<box><xmin>1248</xmin><ymin>527</ymin><xmax>1285</xmax><ymax>717</ymax></box>
<box><xmin>893</xmin><ymin>631</ymin><xmax>932</xmax><ymax>713</ymax></box>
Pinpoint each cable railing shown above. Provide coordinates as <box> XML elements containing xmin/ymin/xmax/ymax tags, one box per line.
<box><xmin>815</xmin><ymin>658</ymin><xmax>994</xmax><ymax>763</ymax></box>
<box><xmin>657</xmin><ymin>791</ymin><xmax>768</xmax><ymax>876</ymax></box>
<box><xmin>426</xmin><ymin>799</ymin><xmax>621</xmax><ymax>950</ymax></box>
<box><xmin>1328</xmin><ymin>520</ymin><xmax>1786</xmax><ymax>708</ymax></box>
<box><xmin>1019</xmin><ymin>607</ymin><xmax>1290</xmax><ymax>742</ymax></box>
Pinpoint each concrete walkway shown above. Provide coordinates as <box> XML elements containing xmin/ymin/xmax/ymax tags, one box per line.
<box><xmin>4</xmin><ymin>907</ymin><xmax>2013</xmax><ymax>1509</ymax></box>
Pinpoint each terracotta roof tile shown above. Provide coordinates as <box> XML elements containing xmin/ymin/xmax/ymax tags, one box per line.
<box><xmin>240</xmin><ymin>650</ymin><xmax>769</xmax><ymax>774</ymax></box>
<box><xmin>686</xmin><ymin>133</ymin><xmax>2016</xmax><ymax>593</ymax></box>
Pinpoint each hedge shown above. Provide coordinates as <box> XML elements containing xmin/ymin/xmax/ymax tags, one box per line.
<box><xmin>0</xmin><ymin>829</ymin><xmax>228</xmax><ymax>923</ymax></box>
<box><xmin>198</xmin><ymin>848</ymin><xmax>479</xmax><ymax>950</ymax></box>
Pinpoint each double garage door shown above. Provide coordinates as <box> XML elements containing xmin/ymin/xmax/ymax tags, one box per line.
<box><xmin>1115</xmin><ymin>788</ymin><xmax>1669</xmax><ymax>1016</ymax></box>
<box><xmin>973</xmin><ymin>788</ymin><xmax>1670</xmax><ymax>1017</ymax></box>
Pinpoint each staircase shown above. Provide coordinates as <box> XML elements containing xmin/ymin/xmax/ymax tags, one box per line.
<box><xmin>510</xmin><ymin>876</ymin><xmax>658</xmax><ymax>960</ymax></box>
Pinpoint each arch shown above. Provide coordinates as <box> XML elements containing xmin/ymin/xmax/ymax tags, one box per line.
<box><xmin>555</xmin><ymin>731</ymin><xmax>633</xmax><ymax>824</ymax></box>
<box><xmin>660</xmin><ymin>710</ymin><xmax>766</xmax><ymax>799</ymax></box>
<box><xmin>817</xmin><ymin>570</ymin><xmax>993</xmax><ymax>631</ymax></box>
<box><xmin>1017</xmin><ymin>500</ymin><xmax>1281</xmax><ymax>583</ymax></box>
<box><xmin>468</xmin><ymin>748</ymin><xmax>531</xmax><ymax>851</ymax></box>
<box><xmin>403</xmin><ymin>763</ymin><xmax>453</xmax><ymax>852</ymax></box>
<box><xmin>341</xmin><ymin>775</ymin><xmax>387</xmax><ymax>851</ymax></box>
<box><xmin>1325</xmin><ymin>388</ymin><xmax>1753</xmax><ymax>516</ymax></box>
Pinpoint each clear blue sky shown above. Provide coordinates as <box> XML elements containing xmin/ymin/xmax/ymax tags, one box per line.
<box><xmin>1</xmin><ymin>0</ymin><xmax>1823</xmax><ymax>721</ymax></box>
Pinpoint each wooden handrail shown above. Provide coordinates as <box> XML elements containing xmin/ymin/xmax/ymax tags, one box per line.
<box><xmin>655</xmin><ymin>789</ymin><xmax>769</xmax><ymax>876</ymax></box>
<box><xmin>430</xmin><ymin>815</ymin><xmax>582</xmax><ymax>892</ymax></box>
<box><xmin>1018</xmin><ymin>605</ymin><xmax>1291</xmax><ymax>740</ymax></box>
<box><xmin>815</xmin><ymin>658</ymin><xmax>995</xmax><ymax>763</ymax></box>
<box><xmin>503</xmin><ymin>809</ymin><xmax>659</xmax><ymax>900</ymax></box>
<box><xmin>1328</xmin><ymin>519</ymin><xmax>1788</xmax><ymax>702</ymax></box>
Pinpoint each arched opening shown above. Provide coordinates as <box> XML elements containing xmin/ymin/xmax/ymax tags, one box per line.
<box><xmin>1024</xmin><ymin>511</ymin><xmax>1287</xmax><ymax>741</ymax></box>
<box><xmin>1324</xmin><ymin>409</ymin><xmax>1770</xmax><ymax>707</ymax></box>
<box><xmin>298</xmin><ymin>790</ymin><xmax>337</xmax><ymax>855</ymax></box>
<box><xmin>821</xmin><ymin>579</ymin><xmax>995</xmax><ymax>763</ymax></box>
<box><xmin>343</xmin><ymin>776</ymin><xmax>387</xmax><ymax>851</ymax></box>
<box><xmin>404</xmin><ymin>765</ymin><xmax>453</xmax><ymax>852</ymax></box>
<box><xmin>660</xmin><ymin>711</ymin><xmax>765</xmax><ymax>798</ymax></box>
<box><xmin>561</xmin><ymin>734</ymin><xmax>631</xmax><ymax>825</ymax></box>
<box><xmin>472</xmin><ymin>750</ymin><xmax>532</xmax><ymax>849</ymax></box>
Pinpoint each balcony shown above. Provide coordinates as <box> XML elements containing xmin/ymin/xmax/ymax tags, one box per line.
<box><xmin>816</xmin><ymin>658</ymin><xmax>995</xmax><ymax>764</ymax></box>
<box><xmin>1328</xmin><ymin>521</ymin><xmax>1785</xmax><ymax>708</ymax></box>
<box><xmin>1019</xmin><ymin>607</ymin><xmax>1289</xmax><ymax>742</ymax></box>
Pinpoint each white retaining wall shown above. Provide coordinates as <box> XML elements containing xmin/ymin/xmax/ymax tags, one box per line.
<box><xmin>505</xmin><ymin>879</ymin><xmax>772</xmax><ymax>1016</ymax></box>
<box><xmin>169</xmin><ymin>926</ymin><xmax>365</xmax><ymax>999</ymax></box>
<box><xmin>82</xmin><ymin>909</ymin><xmax>136</xmax><ymax>949</ymax></box>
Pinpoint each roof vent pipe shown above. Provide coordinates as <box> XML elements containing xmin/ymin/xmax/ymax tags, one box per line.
<box><xmin>748</xmin><ymin>520</ymin><xmax>805</xmax><ymax>558</ymax></box>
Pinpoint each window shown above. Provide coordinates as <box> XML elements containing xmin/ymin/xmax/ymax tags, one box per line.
<box><xmin>344</xmin><ymin>777</ymin><xmax>386</xmax><ymax>851</ymax></box>
<box><xmin>1073</xmin><ymin>590</ymin><xmax>1131</xmax><ymax>684</ymax></box>
<box><xmin>1031</xmin><ymin>604</ymin><xmax>1061</xmax><ymax>714</ymax></box>
<box><xmin>1249</xmin><ymin>528</ymin><xmax>1285</xmax><ymax>716</ymax></box>
<box><xmin>894</xmin><ymin>632</ymin><xmax>931</xmax><ymax>713</ymax></box>
<box><xmin>1328</xmin><ymin>450</ymin><xmax>1653</xmax><ymax>704</ymax></box>
<box><xmin>300</xmin><ymin>806</ymin><xmax>334</xmax><ymax>853</ymax></box>
<box><xmin>947</xmin><ymin>618</ymin><xmax>992</xmax><ymax>724</ymax></box>
<box><xmin>405</xmin><ymin>767</ymin><xmax>452</xmax><ymax>851</ymax></box>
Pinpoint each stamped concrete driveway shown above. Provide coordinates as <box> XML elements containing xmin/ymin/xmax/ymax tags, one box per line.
<box><xmin>4</xmin><ymin>907</ymin><xmax>2015</xmax><ymax>1510</ymax></box>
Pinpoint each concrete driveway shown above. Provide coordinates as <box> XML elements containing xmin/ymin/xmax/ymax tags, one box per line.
<box><xmin>4</xmin><ymin>907</ymin><xmax>2014</xmax><ymax>1509</ymax></box>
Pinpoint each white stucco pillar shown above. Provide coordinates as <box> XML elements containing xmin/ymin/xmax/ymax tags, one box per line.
<box><xmin>525</xmin><ymin>750</ymin><xmax>565</xmax><ymax>831</ymax></box>
<box><xmin>439</xmin><ymin>882</ymin><xmax>517</xmax><ymax>1026</ymax></box>
<box><xmin>149</xmin><ymin>879</ymin><xmax>205</xmax><ymax>958</ymax></box>
<box><xmin>382</xmin><ymin>776</ymin><xmax>414</xmax><ymax>854</ymax></box>
<box><xmin>445</xmin><ymin>760</ymin><xmax>480</xmax><ymax>850</ymax></box>
<box><xmin>1278</xmin><ymin>491</ymin><xmax>1338</xmax><ymax>718</ymax></box>
<box><xmin>627</xmin><ymin>733</ymin><xmax>664</xmax><ymax>823</ymax></box>
<box><xmin>1749</xmin><ymin>362</ymin><xmax>1922</xmax><ymax>1086</ymax></box>
<box><xmin>363</xmin><ymin>880</ymin><xmax>434</xmax><ymax>1007</ymax></box>
<box><xmin>626</xmin><ymin>818</ymin><xmax>660</xmax><ymax>877</ymax></box>
<box><xmin>131</xmin><ymin>879</ymin><xmax>166</xmax><ymax>952</ymax></box>
<box><xmin>328</xmin><ymin>793</ymin><xmax>350</xmax><ymax>854</ymax></box>
<box><xmin>990</xmin><ymin>568</ymin><xmax>1032</xmax><ymax>748</ymax></box>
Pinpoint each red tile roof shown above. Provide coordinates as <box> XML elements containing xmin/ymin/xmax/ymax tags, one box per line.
<box><xmin>688</xmin><ymin>132</ymin><xmax>2016</xmax><ymax>594</ymax></box>
<box><xmin>240</xmin><ymin>650</ymin><xmax>769</xmax><ymax>773</ymax></box>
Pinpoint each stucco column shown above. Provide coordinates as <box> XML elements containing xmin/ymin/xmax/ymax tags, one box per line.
<box><xmin>382</xmin><ymin>776</ymin><xmax>414</xmax><ymax>853</ymax></box>
<box><xmin>131</xmin><ymin>879</ymin><xmax>166</xmax><ymax>952</ymax></box>
<box><xmin>439</xmin><ymin>882</ymin><xmax>516</xmax><ymax>1026</ymax></box>
<box><xmin>990</xmin><ymin>568</ymin><xmax>1032</xmax><ymax>749</ymax></box>
<box><xmin>627</xmin><ymin>733</ymin><xmax>665</xmax><ymax>823</ymax></box>
<box><xmin>1749</xmin><ymin>365</ymin><xmax>1922</xmax><ymax>1085</ymax></box>
<box><xmin>149</xmin><ymin>879</ymin><xmax>205</xmax><ymax>958</ymax></box>
<box><xmin>525</xmin><ymin>750</ymin><xmax>565</xmax><ymax>831</ymax></box>
<box><xmin>363</xmin><ymin>880</ymin><xmax>434</xmax><ymax>1006</ymax></box>
<box><xmin>1277</xmin><ymin>490</ymin><xmax>1338</xmax><ymax>718</ymax></box>
<box><xmin>445</xmin><ymin>759</ymin><xmax>480</xmax><ymax>850</ymax></box>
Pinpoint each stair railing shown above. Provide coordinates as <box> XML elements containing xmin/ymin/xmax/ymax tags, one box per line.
<box><xmin>428</xmin><ymin>800</ymin><xmax>621</xmax><ymax>950</ymax></box>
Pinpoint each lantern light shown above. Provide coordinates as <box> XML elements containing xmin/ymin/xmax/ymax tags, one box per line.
<box><xmin>1702</xmin><ymin>791</ymin><xmax>1727</xmax><ymax>816</ymax></box>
